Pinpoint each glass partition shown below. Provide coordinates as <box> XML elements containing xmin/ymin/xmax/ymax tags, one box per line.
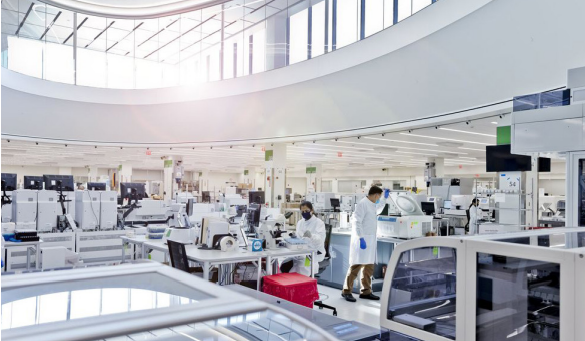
<box><xmin>1</xmin><ymin>0</ymin><xmax>438</xmax><ymax>88</ymax></box>
<box><xmin>387</xmin><ymin>246</ymin><xmax>457</xmax><ymax>340</ymax></box>
<box><xmin>476</xmin><ymin>253</ymin><xmax>560</xmax><ymax>341</ymax></box>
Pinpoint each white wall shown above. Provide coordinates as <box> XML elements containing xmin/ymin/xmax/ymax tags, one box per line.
<box><xmin>286</xmin><ymin>177</ymin><xmax>307</xmax><ymax>196</ymax></box>
<box><xmin>539</xmin><ymin>180</ymin><xmax>566</xmax><ymax>196</ymax></box>
<box><xmin>3</xmin><ymin>0</ymin><xmax>585</xmax><ymax>145</ymax></box>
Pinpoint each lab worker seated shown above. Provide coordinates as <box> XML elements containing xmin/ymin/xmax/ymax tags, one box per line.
<box><xmin>281</xmin><ymin>201</ymin><xmax>326</xmax><ymax>276</ymax></box>
<box><xmin>467</xmin><ymin>198</ymin><xmax>479</xmax><ymax>235</ymax></box>
<box><xmin>342</xmin><ymin>186</ymin><xmax>389</xmax><ymax>302</ymax></box>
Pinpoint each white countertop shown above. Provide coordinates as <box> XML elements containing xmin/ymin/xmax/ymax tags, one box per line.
<box><xmin>121</xmin><ymin>236</ymin><xmax>316</xmax><ymax>263</ymax></box>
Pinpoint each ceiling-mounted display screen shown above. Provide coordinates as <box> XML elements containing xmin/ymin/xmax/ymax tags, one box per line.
<box><xmin>486</xmin><ymin>145</ymin><xmax>551</xmax><ymax>172</ymax></box>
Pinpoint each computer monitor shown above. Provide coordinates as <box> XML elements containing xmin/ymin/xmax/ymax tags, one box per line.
<box><xmin>87</xmin><ymin>182</ymin><xmax>107</xmax><ymax>191</ymax></box>
<box><xmin>1</xmin><ymin>173</ymin><xmax>17</xmax><ymax>191</ymax></box>
<box><xmin>23</xmin><ymin>176</ymin><xmax>43</xmax><ymax>190</ymax></box>
<box><xmin>120</xmin><ymin>182</ymin><xmax>146</xmax><ymax>202</ymax></box>
<box><xmin>43</xmin><ymin>175</ymin><xmax>74</xmax><ymax>191</ymax></box>
<box><xmin>443</xmin><ymin>200</ymin><xmax>452</xmax><ymax>210</ymax></box>
<box><xmin>330</xmin><ymin>198</ymin><xmax>340</xmax><ymax>211</ymax></box>
<box><xmin>249</xmin><ymin>191</ymin><xmax>265</xmax><ymax>205</ymax></box>
<box><xmin>246</xmin><ymin>203</ymin><xmax>261</xmax><ymax>229</ymax></box>
<box><xmin>421</xmin><ymin>202</ymin><xmax>435</xmax><ymax>216</ymax></box>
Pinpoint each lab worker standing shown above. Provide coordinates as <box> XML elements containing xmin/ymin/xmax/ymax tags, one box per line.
<box><xmin>342</xmin><ymin>186</ymin><xmax>388</xmax><ymax>302</ymax></box>
<box><xmin>289</xmin><ymin>201</ymin><xmax>326</xmax><ymax>276</ymax></box>
<box><xmin>467</xmin><ymin>198</ymin><xmax>479</xmax><ymax>235</ymax></box>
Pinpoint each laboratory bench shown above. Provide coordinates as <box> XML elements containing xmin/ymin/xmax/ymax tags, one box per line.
<box><xmin>120</xmin><ymin>235</ymin><xmax>317</xmax><ymax>290</ymax></box>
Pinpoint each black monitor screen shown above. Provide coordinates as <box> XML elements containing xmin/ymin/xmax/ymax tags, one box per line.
<box><xmin>538</xmin><ymin>157</ymin><xmax>551</xmax><ymax>172</ymax></box>
<box><xmin>249</xmin><ymin>191</ymin><xmax>265</xmax><ymax>205</ymax></box>
<box><xmin>486</xmin><ymin>145</ymin><xmax>531</xmax><ymax>172</ymax></box>
<box><xmin>87</xmin><ymin>182</ymin><xmax>107</xmax><ymax>191</ymax></box>
<box><xmin>330</xmin><ymin>198</ymin><xmax>340</xmax><ymax>207</ymax></box>
<box><xmin>43</xmin><ymin>175</ymin><xmax>74</xmax><ymax>191</ymax></box>
<box><xmin>23</xmin><ymin>176</ymin><xmax>43</xmax><ymax>190</ymax></box>
<box><xmin>421</xmin><ymin>202</ymin><xmax>435</xmax><ymax>215</ymax></box>
<box><xmin>120</xmin><ymin>182</ymin><xmax>146</xmax><ymax>200</ymax></box>
<box><xmin>1</xmin><ymin>173</ymin><xmax>17</xmax><ymax>191</ymax></box>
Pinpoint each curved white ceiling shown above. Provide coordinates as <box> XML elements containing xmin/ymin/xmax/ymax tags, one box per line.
<box><xmin>41</xmin><ymin>0</ymin><xmax>230</xmax><ymax>19</ymax></box>
<box><xmin>3</xmin><ymin>0</ymin><xmax>585</xmax><ymax>147</ymax></box>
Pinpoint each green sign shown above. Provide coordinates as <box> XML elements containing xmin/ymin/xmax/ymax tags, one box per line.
<box><xmin>199</xmin><ymin>172</ymin><xmax>203</xmax><ymax>177</ymax></box>
<box><xmin>164</xmin><ymin>160</ymin><xmax>173</xmax><ymax>168</ymax></box>
<box><xmin>497</xmin><ymin>126</ymin><xmax>511</xmax><ymax>145</ymax></box>
<box><xmin>265</xmin><ymin>150</ymin><xmax>273</xmax><ymax>161</ymax></box>
<box><xmin>306</xmin><ymin>167</ymin><xmax>317</xmax><ymax>174</ymax></box>
<box><xmin>244</xmin><ymin>170</ymin><xmax>249</xmax><ymax>175</ymax></box>
<box><xmin>118</xmin><ymin>165</ymin><xmax>122</xmax><ymax>171</ymax></box>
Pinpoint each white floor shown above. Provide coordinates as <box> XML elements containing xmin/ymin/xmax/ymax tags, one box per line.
<box><xmin>313</xmin><ymin>284</ymin><xmax>383</xmax><ymax>329</ymax></box>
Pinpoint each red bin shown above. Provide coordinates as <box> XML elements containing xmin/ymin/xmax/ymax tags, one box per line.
<box><xmin>262</xmin><ymin>273</ymin><xmax>319</xmax><ymax>308</ymax></box>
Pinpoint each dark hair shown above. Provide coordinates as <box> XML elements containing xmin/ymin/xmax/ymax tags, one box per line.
<box><xmin>469</xmin><ymin>198</ymin><xmax>479</xmax><ymax>209</ymax></box>
<box><xmin>300</xmin><ymin>201</ymin><xmax>314</xmax><ymax>211</ymax></box>
<box><xmin>368</xmin><ymin>186</ymin><xmax>383</xmax><ymax>196</ymax></box>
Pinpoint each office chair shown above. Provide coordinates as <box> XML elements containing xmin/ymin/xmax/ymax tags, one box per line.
<box><xmin>314</xmin><ymin>223</ymin><xmax>338</xmax><ymax>316</ymax></box>
<box><xmin>167</xmin><ymin>240</ymin><xmax>201</xmax><ymax>274</ymax></box>
<box><xmin>465</xmin><ymin>209</ymin><xmax>470</xmax><ymax>233</ymax></box>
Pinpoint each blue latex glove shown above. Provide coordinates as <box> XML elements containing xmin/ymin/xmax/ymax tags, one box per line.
<box><xmin>384</xmin><ymin>189</ymin><xmax>390</xmax><ymax>199</ymax></box>
<box><xmin>359</xmin><ymin>238</ymin><xmax>367</xmax><ymax>250</ymax></box>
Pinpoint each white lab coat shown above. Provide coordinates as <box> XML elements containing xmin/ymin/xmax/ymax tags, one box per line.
<box><xmin>349</xmin><ymin>197</ymin><xmax>385</xmax><ymax>265</ymax></box>
<box><xmin>469</xmin><ymin>205</ymin><xmax>479</xmax><ymax>235</ymax></box>
<box><xmin>290</xmin><ymin>215</ymin><xmax>326</xmax><ymax>276</ymax></box>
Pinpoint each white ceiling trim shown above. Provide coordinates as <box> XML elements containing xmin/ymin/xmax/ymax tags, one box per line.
<box><xmin>40</xmin><ymin>0</ymin><xmax>231</xmax><ymax>19</ymax></box>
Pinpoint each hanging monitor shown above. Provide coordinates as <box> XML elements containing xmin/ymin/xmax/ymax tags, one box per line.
<box><xmin>1</xmin><ymin>173</ymin><xmax>17</xmax><ymax>191</ymax></box>
<box><xmin>23</xmin><ymin>176</ymin><xmax>44</xmax><ymax>190</ymax></box>
<box><xmin>43</xmin><ymin>175</ymin><xmax>74</xmax><ymax>191</ymax></box>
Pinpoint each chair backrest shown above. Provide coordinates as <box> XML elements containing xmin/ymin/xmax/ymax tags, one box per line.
<box><xmin>167</xmin><ymin>240</ymin><xmax>190</xmax><ymax>272</ymax></box>
<box><xmin>323</xmin><ymin>223</ymin><xmax>333</xmax><ymax>259</ymax></box>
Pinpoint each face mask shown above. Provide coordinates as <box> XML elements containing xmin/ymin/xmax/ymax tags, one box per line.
<box><xmin>375</xmin><ymin>199</ymin><xmax>380</xmax><ymax>204</ymax></box>
<box><xmin>302</xmin><ymin>211</ymin><xmax>312</xmax><ymax>220</ymax></box>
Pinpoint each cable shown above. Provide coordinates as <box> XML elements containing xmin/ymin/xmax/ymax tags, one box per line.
<box><xmin>87</xmin><ymin>191</ymin><xmax>100</xmax><ymax>230</ymax></box>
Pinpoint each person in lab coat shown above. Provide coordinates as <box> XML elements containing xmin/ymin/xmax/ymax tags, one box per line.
<box><xmin>341</xmin><ymin>186</ymin><xmax>388</xmax><ymax>302</ymax></box>
<box><xmin>467</xmin><ymin>198</ymin><xmax>480</xmax><ymax>235</ymax></box>
<box><xmin>288</xmin><ymin>201</ymin><xmax>327</xmax><ymax>276</ymax></box>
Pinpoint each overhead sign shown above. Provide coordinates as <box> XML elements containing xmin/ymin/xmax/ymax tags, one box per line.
<box><xmin>338</xmin><ymin>152</ymin><xmax>343</xmax><ymax>157</ymax></box>
<box><xmin>306</xmin><ymin>167</ymin><xmax>317</xmax><ymax>174</ymax></box>
<box><xmin>146</xmin><ymin>150</ymin><xmax>152</xmax><ymax>155</ymax></box>
<box><xmin>265</xmin><ymin>150</ymin><xmax>273</xmax><ymax>161</ymax></box>
<box><xmin>164</xmin><ymin>160</ymin><xmax>173</xmax><ymax>168</ymax></box>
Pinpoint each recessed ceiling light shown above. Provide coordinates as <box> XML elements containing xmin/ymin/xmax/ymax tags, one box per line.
<box><xmin>491</xmin><ymin>122</ymin><xmax>498</xmax><ymax>125</ymax></box>
<box><xmin>458</xmin><ymin>147</ymin><xmax>486</xmax><ymax>152</ymax></box>
<box><xmin>439</xmin><ymin>128</ymin><xmax>496</xmax><ymax>137</ymax></box>
<box><xmin>400</xmin><ymin>133</ymin><xmax>488</xmax><ymax>145</ymax></box>
<box><xmin>364</xmin><ymin>137</ymin><xmax>438</xmax><ymax>147</ymax></box>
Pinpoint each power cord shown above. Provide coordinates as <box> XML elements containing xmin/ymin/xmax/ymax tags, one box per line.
<box><xmin>87</xmin><ymin>191</ymin><xmax>100</xmax><ymax>230</ymax></box>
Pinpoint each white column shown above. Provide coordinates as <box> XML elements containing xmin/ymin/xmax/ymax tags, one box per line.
<box><xmin>306</xmin><ymin>164</ymin><xmax>322</xmax><ymax>193</ymax></box>
<box><xmin>199</xmin><ymin>170</ymin><xmax>209</xmax><ymax>195</ymax></box>
<box><xmin>163</xmin><ymin>157</ymin><xmax>183</xmax><ymax>201</ymax></box>
<box><xmin>265</xmin><ymin>144</ymin><xmax>286</xmax><ymax>208</ymax></box>
<box><xmin>331</xmin><ymin>178</ymin><xmax>339</xmax><ymax>193</ymax></box>
<box><xmin>119</xmin><ymin>163</ymin><xmax>133</xmax><ymax>183</ymax></box>
<box><xmin>525</xmin><ymin>155</ymin><xmax>540</xmax><ymax>227</ymax></box>
<box><xmin>87</xmin><ymin>167</ymin><xmax>98</xmax><ymax>182</ymax></box>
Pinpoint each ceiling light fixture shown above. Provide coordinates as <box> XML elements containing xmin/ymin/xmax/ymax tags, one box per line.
<box><xmin>439</xmin><ymin>128</ymin><xmax>496</xmax><ymax>137</ymax></box>
<box><xmin>458</xmin><ymin>147</ymin><xmax>487</xmax><ymax>152</ymax></box>
<box><xmin>400</xmin><ymin>133</ymin><xmax>488</xmax><ymax>145</ymax></box>
<box><xmin>364</xmin><ymin>137</ymin><xmax>438</xmax><ymax>147</ymax></box>
<box><xmin>302</xmin><ymin>143</ymin><xmax>375</xmax><ymax>151</ymax></box>
<box><xmin>491</xmin><ymin>122</ymin><xmax>498</xmax><ymax>125</ymax></box>
<box><xmin>332</xmin><ymin>140</ymin><xmax>465</xmax><ymax>154</ymax></box>
<box><xmin>396</xmin><ymin>151</ymin><xmax>438</xmax><ymax>156</ymax></box>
